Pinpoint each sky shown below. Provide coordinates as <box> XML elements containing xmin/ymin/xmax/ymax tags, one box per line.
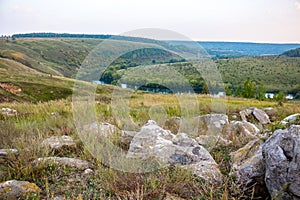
<box><xmin>0</xmin><ymin>0</ymin><xmax>300</xmax><ymax>43</ymax></box>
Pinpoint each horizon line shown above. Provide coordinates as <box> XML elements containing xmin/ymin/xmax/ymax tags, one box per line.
<box><xmin>3</xmin><ymin>32</ymin><xmax>300</xmax><ymax>45</ymax></box>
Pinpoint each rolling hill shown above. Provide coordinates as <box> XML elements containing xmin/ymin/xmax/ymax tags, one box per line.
<box><xmin>0</xmin><ymin>36</ymin><xmax>300</xmax><ymax>103</ymax></box>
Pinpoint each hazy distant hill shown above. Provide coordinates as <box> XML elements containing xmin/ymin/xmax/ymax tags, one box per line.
<box><xmin>169</xmin><ymin>41</ymin><xmax>300</xmax><ymax>58</ymax></box>
<box><xmin>282</xmin><ymin>48</ymin><xmax>300</xmax><ymax>57</ymax></box>
<box><xmin>12</xmin><ymin>33</ymin><xmax>300</xmax><ymax>58</ymax></box>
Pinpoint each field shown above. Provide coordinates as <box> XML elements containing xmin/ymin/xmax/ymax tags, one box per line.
<box><xmin>1</xmin><ymin>87</ymin><xmax>300</xmax><ymax>199</ymax></box>
<box><xmin>0</xmin><ymin>37</ymin><xmax>300</xmax><ymax>199</ymax></box>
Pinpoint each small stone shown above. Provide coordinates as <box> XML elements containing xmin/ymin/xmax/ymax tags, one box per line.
<box><xmin>0</xmin><ymin>149</ymin><xmax>18</xmax><ymax>165</ymax></box>
<box><xmin>42</xmin><ymin>135</ymin><xmax>76</xmax><ymax>150</ymax></box>
<box><xmin>83</xmin><ymin>168</ymin><xmax>93</xmax><ymax>175</ymax></box>
<box><xmin>33</xmin><ymin>157</ymin><xmax>91</xmax><ymax>170</ymax></box>
<box><xmin>1</xmin><ymin>107</ymin><xmax>18</xmax><ymax>116</ymax></box>
<box><xmin>53</xmin><ymin>196</ymin><xmax>64</xmax><ymax>200</ymax></box>
<box><xmin>281</xmin><ymin>113</ymin><xmax>300</xmax><ymax>125</ymax></box>
<box><xmin>0</xmin><ymin>149</ymin><xmax>18</xmax><ymax>156</ymax></box>
<box><xmin>264</xmin><ymin>107</ymin><xmax>273</xmax><ymax>111</ymax></box>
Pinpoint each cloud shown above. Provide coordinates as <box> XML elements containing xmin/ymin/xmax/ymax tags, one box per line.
<box><xmin>295</xmin><ymin>1</ymin><xmax>300</xmax><ymax>11</ymax></box>
<box><xmin>10</xmin><ymin>5</ymin><xmax>33</xmax><ymax>13</ymax></box>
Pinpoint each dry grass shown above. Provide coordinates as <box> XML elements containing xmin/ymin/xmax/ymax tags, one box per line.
<box><xmin>0</xmin><ymin>95</ymin><xmax>299</xmax><ymax>199</ymax></box>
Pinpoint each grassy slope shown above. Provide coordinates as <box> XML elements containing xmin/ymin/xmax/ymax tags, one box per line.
<box><xmin>0</xmin><ymin>57</ymin><xmax>75</xmax><ymax>102</ymax></box>
<box><xmin>0</xmin><ymin>38</ymin><xmax>100</xmax><ymax>77</ymax></box>
<box><xmin>0</xmin><ymin>92</ymin><xmax>299</xmax><ymax>199</ymax></box>
<box><xmin>217</xmin><ymin>56</ymin><xmax>300</xmax><ymax>93</ymax></box>
<box><xmin>114</xmin><ymin>56</ymin><xmax>300</xmax><ymax>94</ymax></box>
<box><xmin>0</xmin><ymin>38</ymin><xmax>157</xmax><ymax>102</ymax></box>
<box><xmin>1</xmin><ymin>38</ymin><xmax>300</xmax><ymax>96</ymax></box>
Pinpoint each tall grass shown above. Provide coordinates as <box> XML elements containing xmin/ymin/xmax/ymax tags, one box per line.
<box><xmin>0</xmin><ymin>96</ymin><xmax>299</xmax><ymax>199</ymax></box>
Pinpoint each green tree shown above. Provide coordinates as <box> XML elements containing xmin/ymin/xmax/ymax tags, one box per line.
<box><xmin>202</xmin><ymin>82</ymin><xmax>209</xmax><ymax>94</ymax></box>
<box><xmin>225</xmin><ymin>85</ymin><xmax>232</xmax><ymax>96</ymax></box>
<box><xmin>242</xmin><ymin>77</ymin><xmax>255</xmax><ymax>98</ymax></box>
<box><xmin>295</xmin><ymin>92</ymin><xmax>300</xmax><ymax>100</ymax></box>
<box><xmin>274</xmin><ymin>91</ymin><xmax>285</xmax><ymax>106</ymax></box>
<box><xmin>256</xmin><ymin>83</ymin><xmax>266</xmax><ymax>101</ymax></box>
<box><xmin>274</xmin><ymin>91</ymin><xmax>285</xmax><ymax>101</ymax></box>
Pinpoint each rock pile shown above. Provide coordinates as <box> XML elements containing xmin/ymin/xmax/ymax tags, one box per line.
<box><xmin>2</xmin><ymin>105</ymin><xmax>300</xmax><ymax>199</ymax></box>
<box><xmin>127</xmin><ymin>120</ymin><xmax>223</xmax><ymax>184</ymax></box>
<box><xmin>231</xmin><ymin>125</ymin><xmax>300</xmax><ymax>199</ymax></box>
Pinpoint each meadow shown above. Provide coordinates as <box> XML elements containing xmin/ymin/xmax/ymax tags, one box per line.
<box><xmin>0</xmin><ymin>37</ymin><xmax>300</xmax><ymax>199</ymax></box>
<box><xmin>1</xmin><ymin>85</ymin><xmax>300</xmax><ymax>199</ymax></box>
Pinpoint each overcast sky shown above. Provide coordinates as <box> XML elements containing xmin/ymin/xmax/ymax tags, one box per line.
<box><xmin>1</xmin><ymin>0</ymin><xmax>300</xmax><ymax>43</ymax></box>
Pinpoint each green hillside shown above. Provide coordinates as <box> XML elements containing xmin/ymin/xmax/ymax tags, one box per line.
<box><xmin>0</xmin><ymin>57</ymin><xmax>73</xmax><ymax>102</ymax></box>
<box><xmin>282</xmin><ymin>48</ymin><xmax>300</xmax><ymax>57</ymax></box>
<box><xmin>0</xmin><ymin>37</ymin><xmax>182</xmax><ymax>102</ymax></box>
<box><xmin>217</xmin><ymin>56</ymin><xmax>300</xmax><ymax>93</ymax></box>
<box><xmin>0</xmin><ymin>37</ymin><xmax>300</xmax><ymax>103</ymax></box>
<box><xmin>0</xmin><ymin>38</ymin><xmax>100</xmax><ymax>77</ymax></box>
<box><xmin>0</xmin><ymin>38</ymin><xmax>182</xmax><ymax>77</ymax></box>
<box><xmin>109</xmin><ymin>56</ymin><xmax>300</xmax><ymax>94</ymax></box>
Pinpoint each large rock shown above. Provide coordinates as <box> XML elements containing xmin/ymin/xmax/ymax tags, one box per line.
<box><xmin>195</xmin><ymin>135</ymin><xmax>232</xmax><ymax>148</ymax></box>
<box><xmin>281</xmin><ymin>114</ymin><xmax>300</xmax><ymax>125</ymax></box>
<box><xmin>239</xmin><ymin>107</ymin><xmax>270</xmax><ymax>125</ymax></box>
<box><xmin>127</xmin><ymin>120</ymin><xmax>222</xmax><ymax>184</ymax></box>
<box><xmin>253</xmin><ymin>108</ymin><xmax>271</xmax><ymax>125</ymax></box>
<box><xmin>99</xmin><ymin>122</ymin><xmax>118</xmax><ymax>137</ymax></box>
<box><xmin>239</xmin><ymin>109</ymin><xmax>253</xmax><ymax>122</ymax></box>
<box><xmin>231</xmin><ymin>139</ymin><xmax>269</xmax><ymax>198</ymax></box>
<box><xmin>263</xmin><ymin>125</ymin><xmax>300</xmax><ymax>199</ymax></box>
<box><xmin>0</xmin><ymin>180</ymin><xmax>40</xmax><ymax>199</ymax></box>
<box><xmin>42</xmin><ymin>135</ymin><xmax>76</xmax><ymax>150</ymax></box>
<box><xmin>33</xmin><ymin>157</ymin><xmax>91</xmax><ymax>170</ymax></box>
<box><xmin>83</xmin><ymin>121</ymin><xmax>119</xmax><ymax>135</ymax></box>
<box><xmin>223</xmin><ymin>121</ymin><xmax>259</xmax><ymax>145</ymax></box>
<box><xmin>83</xmin><ymin>122</ymin><xmax>133</xmax><ymax>143</ymax></box>
<box><xmin>197</xmin><ymin>114</ymin><xmax>229</xmax><ymax>136</ymax></box>
<box><xmin>190</xmin><ymin>114</ymin><xmax>229</xmax><ymax>148</ymax></box>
